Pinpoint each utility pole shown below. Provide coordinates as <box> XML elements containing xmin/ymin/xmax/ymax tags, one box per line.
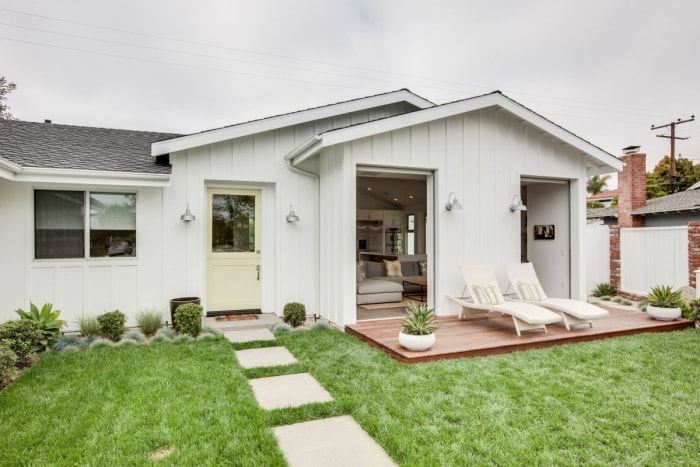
<box><xmin>651</xmin><ymin>116</ymin><xmax>695</xmax><ymax>191</ymax></box>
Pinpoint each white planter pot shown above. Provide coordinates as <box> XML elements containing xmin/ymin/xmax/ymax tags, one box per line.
<box><xmin>398</xmin><ymin>331</ymin><xmax>436</xmax><ymax>351</ymax></box>
<box><xmin>647</xmin><ymin>305</ymin><xmax>682</xmax><ymax>321</ymax></box>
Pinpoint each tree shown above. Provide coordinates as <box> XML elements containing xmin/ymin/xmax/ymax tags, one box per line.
<box><xmin>587</xmin><ymin>174</ymin><xmax>611</xmax><ymax>195</ymax></box>
<box><xmin>0</xmin><ymin>76</ymin><xmax>17</xmax><ymax>120</ymax></box>
<box><xmin>646</xmin><ymin>156</ymin><xmax>700</xmax><ymax>199</ymax></box>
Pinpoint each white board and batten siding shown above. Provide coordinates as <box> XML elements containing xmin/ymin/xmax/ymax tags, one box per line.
<box><xmin>318</xmin><ymin>106</ymin><xmax>593</xmax><ymax>323</ymax></box>
<box><xmin>620</xmin><ymin>226</ymin><xmax>689</xmax><ymax>295</ymax></box>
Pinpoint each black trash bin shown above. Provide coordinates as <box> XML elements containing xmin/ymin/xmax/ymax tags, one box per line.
<box><xmin>169</xmin><ymin>297</ymin><xmax>200</xmax><ymax>329</ymax></box>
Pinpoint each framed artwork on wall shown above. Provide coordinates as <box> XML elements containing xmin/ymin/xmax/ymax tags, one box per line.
<box><xmin>534</xmin><ymin>224</ymin><xmax>555</xmax><ymax>240</ymax></box>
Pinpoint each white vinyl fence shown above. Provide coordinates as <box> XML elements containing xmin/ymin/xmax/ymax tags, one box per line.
<box><xmin>585</xmin><ymin>223</ymin><xmax>610</xmax><ymax>294</ymax></box>
<box><xmin>620</xmin><ymin>226</ymin><xmax>688</xmax><ymax>296</ymax></box>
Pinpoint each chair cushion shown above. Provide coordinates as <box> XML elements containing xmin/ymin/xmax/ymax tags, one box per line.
<box><xmin>357</xmin><ymin>278</ymin><xmax>404</xmax><ymax>294</ymax></box>
<box><xmin>365</xmin><ymin>261</ymin><xmax>386</xmax><ymax>278</ymax></box>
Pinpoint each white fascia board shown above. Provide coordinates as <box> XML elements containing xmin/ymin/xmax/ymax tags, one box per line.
<box><xmin>151</xmin><ymin>89</ymin><xmax>434</xmax><ymax>156</ymax></box>
<box><xmin>8</xmin><ymin>167</ymin><xmax>171</xmax><ymax>187</ymax></box>
<box><xmin>284</xmin><ymin>135</ymin><xmax>322</xmax><ymax>166</ymax></box>
<box><xmin>317</xmin><ymin>93</ymin><xmax>623</xmax><ymax>173</ymax></box>
<box><xmin>0</xmin><ymin>157</ymin><xmax>21</xmax><ymax>180</ymax></box>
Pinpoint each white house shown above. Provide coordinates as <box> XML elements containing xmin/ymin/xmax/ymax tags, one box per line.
<box><xmin>0</xmin><ymin>89</ymin><xmax>622</xmax><ymax>329</ymax></box>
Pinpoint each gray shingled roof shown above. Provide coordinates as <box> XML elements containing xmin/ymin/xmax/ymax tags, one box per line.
<box><xmin>0</xmin><ymin>120</ymin><xmax>180</xmax><ymax>174</ymax></box>
<box><xmin>587</xmin><ymin>207</ymin><xmax>617</xmax><ymax>219</ymax></box>
<box><xmin>631</xmin><ymin>189</ymin><xmax>700</xmax><ymax>215</ymax></box>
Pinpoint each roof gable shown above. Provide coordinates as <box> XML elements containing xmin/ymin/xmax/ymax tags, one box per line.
<box><xmin>151</xmin><ymin>89</ymin><xmax>434</xmax><ymax>156</ymax></box>
<box><xmin>290</xmin><ymin>91</ymin><xmax>622</xmax><ymax>174</ymax></box>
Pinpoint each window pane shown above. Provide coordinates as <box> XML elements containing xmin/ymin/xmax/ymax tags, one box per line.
<box><xmin>89</xmin><ymin>193</ymin><xmax>136</xmax><ymax>257</ymax></box>
<box><xmin>35</xmin><ymin>190</ymin><xmax>85</xmax><ymax>259</ymax></box>
<box><xmin>212</xmin><ymin>194</ymin><xmax>255</xmax><ymax>252</ymax></box>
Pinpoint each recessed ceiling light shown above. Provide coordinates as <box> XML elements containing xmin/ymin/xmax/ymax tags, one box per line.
<box><xmin>409</xmin><ymin>195</ymin><xmax>414</xmax><ymax>199</ymax></box>
<box><xmin>367</xmin><ymin>187</ymin><xmax>372</xmax><ymax>191</ymax></box>
<box><xmin>393</xmin><ymin>198</ymin><xmax>398</xmax><ymax>202</ymax></box>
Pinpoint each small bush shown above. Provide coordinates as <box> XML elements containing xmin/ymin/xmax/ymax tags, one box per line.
<box><xmin>612</xmin><ymin>296</ymin><xmax>623</xmax><ymax>304</ymax></box>
<box><xmin>123</xmin><ymin>330</ymin><xmax>145</xmax><ymax>343</ymax></box>
<box><xmin>135</xmin><ymin>309</ymin><xmax>163</xmax><ymax>336</ymax></box>
<box><xmin>89</xmin><ymin>338</ymin><xmax>116</xmax><ymax>350</ymax></box>
<box><xmin>197</xmin><ymin>333</ymin><xmax>217</xmax><ymax>341</ymax></box>
<box><xmin>200</xmin><ymin>325</ymin><xmax>223</xmax><ymax>338</ymax></box>
<box><xmin>97</xmin><ymin>310</ymin><xmax>126</xmax><ymax>341</ymax></box>
<box><xmin>0</xmin><ymin>341</ymin><xmax>18</xmax><ymax>388</ymax></box>
<box><xmin>282</xmin><ymin>302</ymin><xmax>306</xmax><ymax>328</ymax></box>
<box><xmin>174</xmin><ymin>303</ymin><xmax>202</xmax><ymax>337</ymax></box>
<box><xmin>79</xmin><ymin>336</ymin><xmax>98</xmax><ymax>349</ymax></box>
<box><xmin>639</xmin><ymin>301</ymin><xmax>649</xmax><ymax>311</ymax></box>
<box><xmin>14</xmin><ymin>302</ymin><xmax>66</xmax><ymax>350</ymax></box>
<box><xmin>620</xmin><ymin>300</ymin><xmax>633</xmax><ymax>306</ymax></box>
<box><xmin>309</xmin><ymin>322</ymin><xmax>332</xmax><ymax>331</ymax></box>
<box><xmin>683</xmin><ymin>298</ymin><xmax>700</xmax><ymax>322</ymax></box>
<box><xmin>116</xmin><ymin>338</ymin><xmax>139</xmax><ymax>347</ymax></box>
<box><xmin>270</xmin><ymin>322</ymin><xmax>293</xmax><ymax>335</ymax></box>
<box><xmin>592</xmin><ymin>283</ymin><xmax>616</xmax><ymax>297</ymax></box>
<box><xmin>76</xmin><ymin>314</ymin><xmax>100</xmax><ymax>337</ymax></box>
<box><xmin>51</xmin><ymin>334</ymin><xmax>82</xmax><ymax>351</ymax></box>
<box><xmin>0</xmin><ymin>320</ymin><xmax>43</xmax><ymax>361</ymax></box>
<box><xmin>155</xmin><ymin>327</ymin><xmax>176</xmax><ymax>339</ymax></box>
<box><xmin>173</xmin><ymin>335</ymin><xmax>194</xmax><ymax>343</ymax></box>
<box><xmin>599</xmin><ymin>295</ymin><xmax>612</xmax><ymax>301</ymax></box>
<box><xmin>148</xmin><ymin>334</ymin><xmax>171</xmax><ymax>344</ymax></box>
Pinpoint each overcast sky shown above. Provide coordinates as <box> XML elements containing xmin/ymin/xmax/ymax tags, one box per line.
<box><xmin>2</xmin><ymin>0</ymin><xmax>700</xmax><ymax>183</ymax></box>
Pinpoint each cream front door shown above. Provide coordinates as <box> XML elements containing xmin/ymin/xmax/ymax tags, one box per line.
<box><xmin>206</xmin><ymin>188</ymin><xmax>261</xmax><ymax>312</ymax></box>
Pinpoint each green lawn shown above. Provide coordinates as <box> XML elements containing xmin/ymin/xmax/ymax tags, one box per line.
<box><xmin>1</xmin><ymin>329</ymin><xmax>699</xmax><ymax>465</ymax></box>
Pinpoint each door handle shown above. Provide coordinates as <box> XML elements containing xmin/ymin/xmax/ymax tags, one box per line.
<box><xmin>256</xmin><ymin>265</ymin><xmax>260</xmax><ymax>281</ymax></box>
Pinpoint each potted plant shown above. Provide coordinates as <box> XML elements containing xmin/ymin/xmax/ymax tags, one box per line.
<box><xmin>646</xmin><ymin>285</ymin><xmax>684</xmax><ymax>320</ymax></box>
<box><xmin>398</xmin><ymin>303</ymin><xmax>438</xmax><ymax>351</ymax></box>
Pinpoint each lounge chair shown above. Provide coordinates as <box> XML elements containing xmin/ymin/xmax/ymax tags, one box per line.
<box><xmin>505</xmin><ymin>262</ymin><xmax>609</xmax><ymax>330</ymax></box>
<box><xmin>449</xmin><ymin>265</ymin><xmax>562</xmax><ymax>336</ymax></box>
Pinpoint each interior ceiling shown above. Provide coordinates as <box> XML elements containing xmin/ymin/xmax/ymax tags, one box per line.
<box><xmin>357</xmin><ymin>175</ymin><xmax>427</xmax><ymax>208</ymax></box>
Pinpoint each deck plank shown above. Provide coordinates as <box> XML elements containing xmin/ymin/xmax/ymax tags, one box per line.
<box><xmin>345</xmin><ymin>307</ymin><xmax>692</xmax><ymax>363</ymax></box>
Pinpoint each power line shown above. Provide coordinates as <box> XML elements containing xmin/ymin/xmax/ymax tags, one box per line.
<box><xmin>651</xmin><ymin>116</ymin><xmax>695</xmax><ymax>190</ymax></box>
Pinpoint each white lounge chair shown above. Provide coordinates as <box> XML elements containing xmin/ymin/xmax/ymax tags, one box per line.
<box><xmin>449</xmin><ymin>265</ymin><xmax>562</xmax><ymax>336</ymax></box>
<box><xmin>505</xmin><ymin>262</ymin><xmax>609</xmax><ymax>330</ymax></box>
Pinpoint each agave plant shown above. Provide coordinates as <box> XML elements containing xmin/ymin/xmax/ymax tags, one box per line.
<box><xmin>646</xmin><ymin>285</ymin><xmax>684</xmax><ymax>308</ymax></box>
<box><xmin>401</xmin><ymin>303</ymin><xmax>438</xmax><ymax>336</ymax></box>
<box><xmin>15</xmin><ymin>302</ymin><xmax>67</xmax><ymax>350</ymax></box>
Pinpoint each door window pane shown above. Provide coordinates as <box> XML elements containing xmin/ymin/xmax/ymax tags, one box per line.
<box><xmin>212</xmin><ymin>194</ymin><xmax>255</xmax><ymax>252</ymax></box>
<box><xmin>35</xmin><ymin>190</ymin><xmax>85</xmax><ymax>259</ymax></box>
<box><xmin>90</xmin><ymin>193</ymin><xmax>137</xmax><ymax>257</ymax></box>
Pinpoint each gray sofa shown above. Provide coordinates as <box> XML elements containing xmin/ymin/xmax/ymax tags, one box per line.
<box><xmin>356</xmin><ymin>257</ymin><xmax>427</xmax><ymax>305</ymax></box>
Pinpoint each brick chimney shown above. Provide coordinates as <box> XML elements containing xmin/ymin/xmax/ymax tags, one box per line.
<box><xmin>617</xmin><ymin>152</ymin><xmax>646</xmax><ymax>228</ymax></box>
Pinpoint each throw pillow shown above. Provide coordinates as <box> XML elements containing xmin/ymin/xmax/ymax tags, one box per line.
<box><xmin>518</xmin><ymin>282</ymin><xmax>542</xmax><ymax>301</ymax></box>
<box><xmin>472</xmin><ymin>283</ymin><xmax>504</xmax><ymax>305</ymax></box>
<box><xmin>356</xmin><ymin>264</ymin><xmax>365</xmax><ymax>283</ymax></box>
<box><xmin>419</xmin><ymin>261</ymin><xmax>427</xmax><ymax>276</ymax></box>
<box><xmin>383</xmin><ymin>259</ymin><xmax>403</xmax><ymax>277</ymax></box>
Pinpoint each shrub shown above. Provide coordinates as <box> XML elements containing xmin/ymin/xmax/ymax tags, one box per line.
<box><xmin>309</xmin><ymin>322</ymin><xmax>332</xmax><ymax>331</ymax></box>
<box><xmin>123</xmin><ymin>330</ymin><xmax>145</xmax><ymax>343</ymax></box>
<box><xmin>683</xmin><ymin>298</ymin><xmax>700</xmax><ymax>323</ymax></box>
<box><xmin>174</xmin><ymin>303</ymin><xmax>202</xmax><ymax>337</ymax></box>
<box><xmin>0</xmin><ymin>320</ymin><xmax>43</xmax><ymax>361</ymax></box>
<box><xmin>51</xmin><ymin>334</ymin><xmax>82</xmax><ymax>351</ymax></box>
<box><xmin>14</xmin><ymin>302</ymin><xmax>67</xmax><ymax>350</ymax></box>
<box><xmin>0</xmin><ymin>341</ymin><xmax>18</xmax><ymax>388</ymax></box>
<box><xmin>89</xmin><ymin>338</ymin><xmax>116</xmax><ymax>350</ymax></box>
<box><xmin>282</xmin><ymin>302</ymin><xmax>306</xmax><ymax>328</ymax></box>
<box><xmin>154</xmin><ymin>327</ymin><xmax>176</xmax><ymax>339</ymax></box>
<box><xmin>135</xmin><ymin>309</ymin><xmax>163</xmax><ymax>336</ymax></box>
<box><xmin>200</xmin><ymin>325</ymin><xmax>223</xmax><ymax>338</ymax></box>
<box><xmin>76</xmin><ymin>314</ymin><xmax>100</xmax><ymax>337</ymax></box>
<box><xmin>270</xmin><ymin>322</ymin><xmax>293</xmax><ymax>335</ymax></box>
<box><xmin>592</xmin><ymin>283</ymin><xmax>616</xmax><ymax>297</ymax></box>
<box><xmin>97</xmin><ymin>310</ymin><xmax>126</xmax><ymax>341</ymax></box>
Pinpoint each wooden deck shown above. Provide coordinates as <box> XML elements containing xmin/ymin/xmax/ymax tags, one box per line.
<box><xmin>345</xmin><ymin>307</ymin><xmax>692</xmax><ymax>364</ymax></box>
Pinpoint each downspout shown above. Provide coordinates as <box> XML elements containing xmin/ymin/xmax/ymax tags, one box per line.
<box><xmin>284</xmin><ymin>136</ymin><xmax>323</xmax><ymax>321</ymax></box>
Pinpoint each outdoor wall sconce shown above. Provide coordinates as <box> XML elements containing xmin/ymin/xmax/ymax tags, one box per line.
<box><xmin>444</xmin><ymin>192</ymin><xmax>463</xmax><ymax>211</ymax></box>
<box><xmin>180</xmin><ymin>203</ymin><xmax>196</xmax><ymax>222</ymax></box>
<box><xmin>509</xmin><ymin>195</ymin><xmax>527</xmax><ymax>212</ymax></box>
<box><xmin>286</xmin><ymin>205</ymin><xmax>300</xmax><ymax>223</ymax></box>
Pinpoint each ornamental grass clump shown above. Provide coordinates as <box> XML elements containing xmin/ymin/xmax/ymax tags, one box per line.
<box><xmin>270</xmin><ymin>322</ymin><xmax>293</xmax><ymax>335</ymax></box>
<box><xmin>97</xmin><ymin>310</ymin><xmax>126</xmax><ymax>341</ymax></box>
<box><xmin>89</xmin><ymin>338</ymin><xmax>116</xmax><ymax>350</ymax></box>
<box><xmin>122</xmin><ymin>330</ymin><xmax>145</xmax><ymax>344</ymax></box>
<box><xmin>76</xmin><ymin>314</ymin><xmax>100</xmax><ymax>337</ymax></box>
<box><xmin>174</xmin><ymin>303</ymin><xmax>202</xmax><ymax>337</ymax></box>
<box><xmin>51</xmin><ymin>335</ymin><xmax>82</xmax><ymax>352</ymax></box>
<box><xmin>135</xmin><ymin>309</ymin><xmax>163</xmax><ymax>336</ymax></box>
<box><xmin>282</xmin><ymin>302</ymin><xmax>306</xmax><ymax>328</ymax></box>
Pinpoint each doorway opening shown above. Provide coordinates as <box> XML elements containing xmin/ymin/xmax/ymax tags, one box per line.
<box><xmin>355</xmin><ymin>170</ymin><xmax>431</xmax><ymax>321</ymax></box>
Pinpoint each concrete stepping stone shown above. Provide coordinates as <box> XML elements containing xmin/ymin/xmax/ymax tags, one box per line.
<box><xmin>224</xmin><ymin>328</ymin><xmax>275</xmax><ymax>343</ymax></box>
<box><xmin>248</xmin><ymin>373</ymin><xmax>333</xmax><ymax>410</ymax></box>
<box><xmin>235</xmin><ymin>346</ymin><xmax>297</xmax><ymax>369</ymax></box>
<box><xmin>273</xmin><ymin>415</ymin><xmax>397</xmax><ymax>467</ymax></box>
